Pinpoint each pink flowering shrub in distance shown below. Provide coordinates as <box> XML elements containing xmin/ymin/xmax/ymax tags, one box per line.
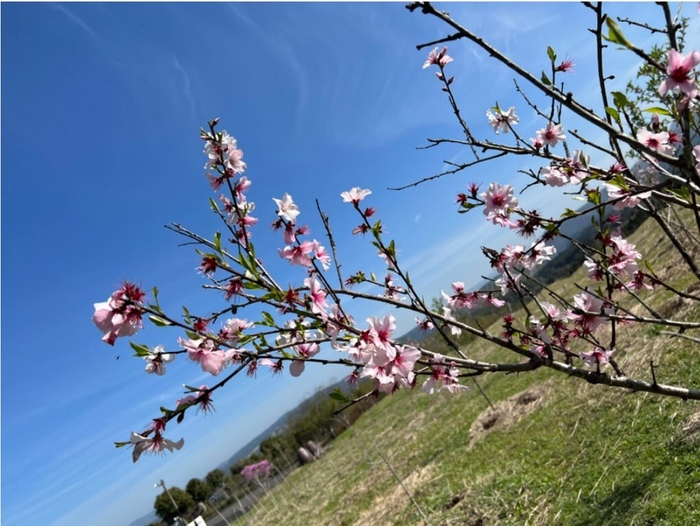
<box><xmin>96</xmin><ymin>2</ymin><xmax>700</xmax><ymax>462</ymax></box>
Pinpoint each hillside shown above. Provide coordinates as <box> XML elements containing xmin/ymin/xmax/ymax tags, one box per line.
<box><xmin>230</xmin><ymin>205</ymin><xmax>700</xmax><ymax>525</ymax></box>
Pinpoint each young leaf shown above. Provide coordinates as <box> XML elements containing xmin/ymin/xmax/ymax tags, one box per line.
<box><xmin>605</xmin><ymin>18</ymin><xmax>633</xmax><ymax>48</ymax></box>
<box><xmin>149</xmin><ymin>315</ymin><xmax>172</xmax><ymax>327</ymax></box>
<box><xmin>611</xmin><ymin>91</ymin><xmax>628</xmax><ymax>108</ymax></box>
<box><xmin>643</xmin><ymin>106</ymin><xmax>672</xmax><ymax>117</ymax></box>
<box><xmin>547</xmin><ymin>46</ymin><xmax>556</xmax><ymax>63</ymax></box>
<box><xmin>541</xmin><ymin>71</ymin><xmax>552</xmax><ymax>86</ymax></box>
<box><xmin>605</xmin><ymin>107</ymin><xmax>621</xmax><ymax>126</ymax></box>
<box><xmin>130</xmin><ymin>341</ymin><xmax>151</xmax><ymax>357</ymax></box>
<box><xmin>329</xmin><ymin>388</ymin><xmax>349</xmax><ymax>403</ymax></box>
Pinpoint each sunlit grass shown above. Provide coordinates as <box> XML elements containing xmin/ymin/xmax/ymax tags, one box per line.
<box><xmin>232</xmin><ymin>207</ymin><xmax>700</xmax><ymax>525</ymax></box>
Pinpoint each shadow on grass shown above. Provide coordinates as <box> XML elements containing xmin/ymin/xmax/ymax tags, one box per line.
<box><xmin>570</xmin><ymin>466</ymin><xmax>662</xmax><ymax>526</ymax></box>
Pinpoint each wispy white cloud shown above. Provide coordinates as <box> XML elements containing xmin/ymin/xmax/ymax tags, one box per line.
<box><xmin>50</xmin><ymin>4</ymin><xmax>100</xmax><ymax>42</ymax></box>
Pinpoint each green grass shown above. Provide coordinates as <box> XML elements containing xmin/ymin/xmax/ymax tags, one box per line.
<box><xmin>231</xmin><ymin>208</ymin><xmax>700</xmax><ymax>526</ymax></box>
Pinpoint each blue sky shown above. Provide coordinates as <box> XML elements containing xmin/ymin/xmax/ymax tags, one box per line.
<box><xmin>3</xmin><ymin>3</ymin><xmax>699</xmax><ymax>525</ymax></box>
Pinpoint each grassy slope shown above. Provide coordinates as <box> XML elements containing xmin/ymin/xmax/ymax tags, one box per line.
<box><xmin>233</xmin><ymin>207</ymin><xmax>700</xmax><ymax>526</ymax></box>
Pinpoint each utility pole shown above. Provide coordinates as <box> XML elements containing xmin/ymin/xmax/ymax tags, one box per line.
<box><xmin>155</xmin><ymin>479</ymin><xmax>180</xmax><ymax>516</ymax></box>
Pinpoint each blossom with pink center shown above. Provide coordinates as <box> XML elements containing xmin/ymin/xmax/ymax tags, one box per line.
<box><xmin>220</xmin><ymin>317</ymin><xmax>253</xmax><ymax>345</ymax></box>
<box><xmin>603</xmin><ymin>183</ymin><xmax>652</xmax><ymax>210</ymax></box>
<box><xmin>555</xmin><ymin>58</ymin><xmax>575</xmax><ymax>73</ymax></box>
<box><xmin>304</xmin><ymin>277</ymin><xmax>328</xmax><ymax>316</ymax></box>
<box><xmin>636</xmin><ymin>127</ymin><xmax>673</xmax><ymax>156</ymax></box>
<box><xmin>658</xmin><ymin>48</ymin><xmax>700</xmax><ymax>99</ymax></box>
<box><xmin>535</xmin><ymin>122</ymin><xmax>566</xmax><ymax>147</ymax></box>
<box><xmin>313</xmin><ymin>241</ymin><xmax>331</xmax><ymax>271</ymax></box>
<box><xmin>540</xmin><ymin>165</ymin><xmax>568</xmax><ymax>187</ymax></box>
<box><xmin>608</xmin><ymin>233</ymin><xmax>641</xmax><ymax>277</ymax></box>
<box><xmin>580</xmin><ymin>347</ymin><xmax>614</xmax><ymax>368</ymax></box>
<box><xmin>144</xmin><ymin>345</ymin><xmax>175</xmax><ymax>376</ymax></box>
<box><xmin>626</xmin><ymin>271</ymin><xmax>653</xmax><ymax>291</ymax></box>
<box><xmin>272</xmin><ymin>193</ymin><xmax>300</xmax><ymax>224</ymax></box>
<box><xmin>367</xmin><ymin>315</ymin><xmax>395</xmax><ymax>349</ymax></box>
<box><xmin>415</xmin><ymin>317</ymin><xmax>434</xmax><ymax>331</ymax></box>
<box><xmin>179</xmin><ymin>337</ymin><xmax>227</xmax><ymax>376</ymax></box>
<box><xmin>392</xmin><ymin>345</ymin><xmax>421</xmax><ymax>379</ymax></box>
<box><xmin>259</xmin><ymin>358</ymin><xmax>284</xmax><ymax>376</ymax></box>
<box><xmin>423</xmin><ymin>362</ymin><xmax>468</xmax><ymax>394</ymax></box>
<box><xmin>486</xmin><ymin>106</ymin><xmax>519</xmax><ymax>134</ymax></box>
<box><xmin>584</xmin><ymin>258</ymin><xmax>604</xmax><ymax>281</ymax></box>
<box><xmin>290</xmin><ymin>342</ymin><xmax>320</xmax><ymax>377</ymax></box>
<box><xmin>92</xmin><ymin>284</ymin><xmax>145</xmax><ymax>345</ymax></box>
<box><xmin>441</xmin><ymin>282</ymin><xmax>478</xmax><ymax>310</ymax></box>
<box><xmin>527</xmin><ymin>241</ymin><xmax>556</xmax><ymax>267</ymax></box>
<box><xmin>480</xmin><ymin>182</ymin><xmax>518</xmax><ymax>225</ymax></box>
<box><xmin>569</xmin><ymin>289</ymin><xmax>611</xmax><ymax>333</ymax></box>
<box><xmin>279</xmin><ymin>240</ymin><xmax>315</xmax><ymax>267</ymax></box>
<box><xmin>341</xmin><ymin>187</ymin><xmax>372</xmax><ymax>204</ymax></box>
<box><xmin>423</xmin><ymin>46</ymin><xmax>453</xmax><ymax>69</ymax></box>
<box><xmin>130</xmin><ymin>431</ymin><xmax>184</xmax><ymax>463</ymax></box>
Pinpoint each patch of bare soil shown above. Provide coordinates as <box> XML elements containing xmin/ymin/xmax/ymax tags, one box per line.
<box><xmin>468</xmin><ymin>382</ymin><xmax>552</xmax><ymax>447</ymax></box>
<box><xmin>354</xmin><ymin>463</ymin><xmax>437</xmax><ymax>526</ymax></box>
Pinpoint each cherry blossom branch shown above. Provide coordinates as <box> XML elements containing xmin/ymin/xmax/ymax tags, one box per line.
<box><xmin>406</xmin><ymin>2</ymin><xmax>683</xmax><ymax>167</ymax></box>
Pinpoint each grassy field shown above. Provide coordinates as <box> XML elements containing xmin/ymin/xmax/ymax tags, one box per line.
<box><xmin>232</xmin><ymin>206</ymin><xmax>700</xmax><ymax>526</ymax></box>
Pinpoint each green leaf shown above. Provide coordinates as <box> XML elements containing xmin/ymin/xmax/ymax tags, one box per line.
<box><xmin>160</xmin><ymin>406</ymin><xmax>173</xmax><ymax>416</ymax></box>
<box><xmin>149</xmin><ymin>315</ymin><xmax>172</xmax><ymax>327</ymax></box>
<box><xmin>185</xmin><ymin>330</ymin><xmax>200</xmax><ymax>340</ymax></box>
<box><xmin>611</xmin><ymin>91</ymin><xmax>628</xmax><ymax>108</ymax></box>
<box><xmin>541</xmin><ymin>71</ymin><xmax>552</xmax><ymax>86</ymax></box>
<box><xmin>329</xmin><ymin>389</ymin><xmax>349</xmax><ymax>403</ymax></box>
<box><xmin>214</xmin><ymin>231</ymin><xmax>222</xmax><ymax>253</ymax></box>
<box><xmin>644</xmin><ymin>260</ymin><xmax>656</xmax><ymax>274</ymax></box>
<box><xmin>243</xmin><ymin>280</ymin><xmax>263</xmax><ymax>290</ymax></box>
<box><xmin>562</xmin><ymin>208</ymin><xmax>578</xmax><ymax>218</ymax></box>
<box><xmin>643</xmin><ymin>106</ymin><xmax>672</xmax><ymax>117</ymax></box>
<box><xmin>261</xmin><ymin>311</ymin><xmax>276</xmax><ymax>327</ymax></box>
<box><xmin>114</xmin><ymin>441</ymin><xmax>130</xmax><ymax>448</ymax></box>
<box><xmin>547</xmin><ymin>46</ymin><xmax>556</xmax><ymax>63</ymax></box>
<box><xmin>129</xmin><ymin>341</ymin><xmax>151</xmax><ymax>357</ymax></box>
<box><xmin>668</xmin><ymin>186</ymin><xmax>692</xmax><ymax>203</ymax></box>
<box><xmin>209</xmin><ymin>197</ymin><xmax>220</xmax><ymax>212</ymax></box>
<box><xmin>605</xmin><ymin>18</ymin><xmax>633</xmax><ymax>48</ymax></box>
<box><xmin>605</xmin><ymin>107</ymin><xmax>621</xmax><ymax>126</ymax></box>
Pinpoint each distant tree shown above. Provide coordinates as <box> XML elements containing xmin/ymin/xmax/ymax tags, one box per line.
<box><xmin>185</xmin><ymin>477</ymin><xmax>211</xmax><ymax>504</ymax></box>
<box><xmin>153</xmin><ymin>487</ymin><xmax>195</xmax><ymax>522</ymax></box>
<box><xmin>204</xmin><ymin>468</ymin><xmax>226</xmax><ymax>492</ymax></box>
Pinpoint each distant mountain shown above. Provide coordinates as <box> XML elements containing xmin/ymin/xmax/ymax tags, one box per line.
<box><xmin>129</xmin><ymin>509</ymin><xmax>159</xmax><ymax>526</ymax></box>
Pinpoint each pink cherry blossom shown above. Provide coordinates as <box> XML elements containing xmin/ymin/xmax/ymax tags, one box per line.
<box><xmin>535</xmin><ymin>122</ymin><xmax>566</xmax><ymax>147</ymax></box>
<box><xmin>636</xmin><ymin>127</ymin><xmax>672</xmax><ymax>155</ymax></box>
<box><xmin>144</xmin><ymin>345</ymin><xmax>175</xmax><ymax>375</ymax></box>
<box><xmin>290</xmin><ymin>342</ymin><xmax>320</xmax><ymax>377</ymax></box>
<box><xmin>486</xmin><ymin>106</ymin><xmax>519</xmax><ymax>134</ymax></box>
<box><xmin>273</xmin><ymin>193</ymin><xmax>300</xmax><ymax>223</ymax></box>
<box><xmin>603</xmin><ymin>183</ymin><xmax>652</xmax><ymax>210</ymax></box>
<box><xmin>423</xmin><ymin>46</ymin><xmax>453</xmax><ymax>69</ymax></box>
<box><xmin>92</xmin><ymin>283</ymin><xmax>145</xmax><ymax>345</ymax></box>
<box><xmin>313</xmin><ymin>241</ymin><xmax>332</xmax><ymax>271</ymax></box>
<box><xmin>179</xmin><ymin>337</ymin><xmax>227</xmax><ymax>376</ymax></box>
<box><xmin>580</xmin><ymin>347</ymin><xmax>614</xmax><ymax>368</ymax></box>
<box><xmin>304</xmin><ymin>277</ymin><xmax>328</xmax><ymax>315</ymax></box>
<box><xmin>279</xmin><ymin>240</ymin><xmax>315</xmax><ymax>267</ymax></box>
<box><xmin>341</xmin><ymin>187</ymin><xmax>372</xmax><ymax>204</ymax></box>
<box><xmin>480</xmin><ymin>182</ymin><xmax>519</xmax><ymax>225</ymax></box>
<box><xmin>130</xmin><ymin>431</ymin><xmax>184</xmax><ymax>463</ymax></box>
<box><xmin>658</xmin><ymin>48</ymin><xmax>700</xmax><ymax>99</ymax></box>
